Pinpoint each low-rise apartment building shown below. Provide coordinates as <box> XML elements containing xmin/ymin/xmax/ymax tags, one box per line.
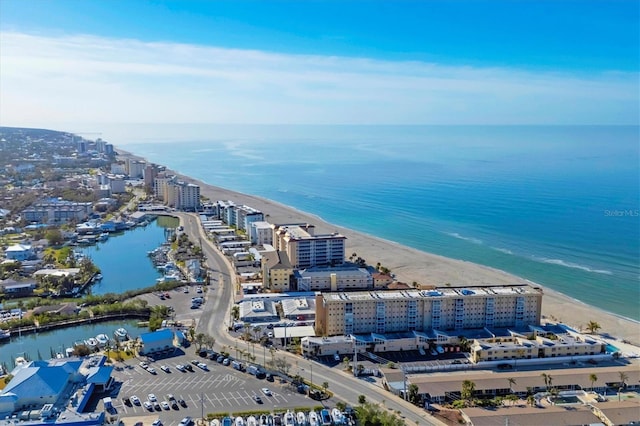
<box><xmin>295</xmin><ymin>266</ymin><xmax>373</xmax><ymax>292</ymax></box>
<box><xmin>315</xmin><ymin>284</ymin><xmax>543</xmax><ymax>337</ymax></box>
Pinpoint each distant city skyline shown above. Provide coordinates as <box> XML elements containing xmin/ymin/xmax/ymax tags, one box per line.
<box><xmin>1</xmin><ymin>0</ymin><xmax>638</xmax><ymax>127</ymax></box>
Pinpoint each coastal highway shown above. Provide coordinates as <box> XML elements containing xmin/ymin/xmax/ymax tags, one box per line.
<box><xmin>176</xmin><ymin>212</ymin><xmax>441</xmax><ymax>426</ymax></box>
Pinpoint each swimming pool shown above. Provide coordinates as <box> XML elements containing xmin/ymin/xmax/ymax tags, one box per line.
<box><xmin>606</xmin><ymin>344</ymin><xmax>620</xmax><ymax>354</ymax></box>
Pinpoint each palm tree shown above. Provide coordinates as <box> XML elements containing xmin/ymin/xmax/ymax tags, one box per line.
<box><xmin>507</xmin><ymin>377</ymin><xmax>517</xmax><ymax>394</ymax></box>
<box><xmin>322</xmin><ymin>381</ymin><xmax>329</xmax><ymax>394</ymax></box>
<box><xmin>231</xmin><ymin>305</ymin><xmax>240</xmax><ymax>321</ymax></box>
<box><xmin>618</xmin><ymin>371</ymin><xmax>628</xmax><ymax>401</ymax></box>
<box><xmin>541</xmin><ymin>373</ymin><xmax>553</xmax><ymax>392</ymax></box>
<box><xmin>461</xmin><ymin>380</ymin><xmax>476</xmax><ymax>406</ymax></box>
<box><xmin>586</xmin><ymin>320</ymin><xmax>601</xmax><ymax>334</ymax></box>
<box><xmin>589</xmin><ymin>373</ymin><xmax>598</xmax><ymax>391</ymax></box>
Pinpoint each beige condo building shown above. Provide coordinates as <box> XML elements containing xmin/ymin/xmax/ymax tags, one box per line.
<box><xmin>315</xmin><ymin>284</ymin><xmax>543</xmax><ymax>337</ymax></box>
<box><xmin>272</xmin><ymin>223</ymin><xmax>346</xmax><ymax>269</ymax></box>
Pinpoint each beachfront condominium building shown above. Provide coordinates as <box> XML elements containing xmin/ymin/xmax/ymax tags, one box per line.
<box><xmin>126</xmin><ymin>158</ymin><xmax>145</xmax><ymax>179</ymax></box>
<box><xmin>295</xmin><ymin>266</ymin><xmax>373</xmax><ymax>292</ymax></box>
<box><xmin>272</xmin><ymin>223</ymin><xmax>346</xmax><ymax>268</ymax></box>
<box><xmin>167</xmin><ymin>181</ymin><xmax>200</xmax><ymax>211</ymax></box>
<box><xmin>154</xmin><ymin>176</ymin><xmax>200</xmax><ymax>210</ymax></box>
<box><xmin>315</xmin><ymin>284</ymin><xmax>543</xmax><ymax>337</ymax></box>
<box><xmin>235</xmin><ymin>205</ymin><xmax>264</xmax><ymax>231</ymax></box>
<box><xmin>250</xmin><ymin>221</ymin><xmax>274</xmax><ymax>246</ymax></box>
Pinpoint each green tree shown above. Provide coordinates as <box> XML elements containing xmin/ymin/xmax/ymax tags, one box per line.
<box><xmin>586</xmin><ymin>320</ymin><xmax>601</xmax><ymax>334</ymax></box>
<box><xmin>589</xmin><ymin>373</ymin><xmax>598</xmax><ymax>391</ymax></box>
<box><xmin>618</xmin><ymin>371</ymin><xmax>628</xmax><ymax>402</ymax></box>
<box><xmin>408</xmin><ymin>383</ymin><xmax>420</xmax><ymax>404</ymax></box>
<box><xmin>507</xmin><ymin>377</ymin><xmax>517</xmax><ymax>393</ymax></box>
<box><xmin>358</xmin><ymin>395</ymin><xmax>367</xmax><ymax>404</ymax></box>
<box><xmin>45</xmin><ymin>229</ymin><xmax>64</xmax><ymax>246</ymax></box>
<box><xmin>461</xmin><ymin>380</ymin><xmax>476</xmax><ymax>405</ymax></box>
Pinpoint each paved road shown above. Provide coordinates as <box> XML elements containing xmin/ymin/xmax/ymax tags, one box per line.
<box><xmin>175</xmin><ymin>213</ymin><xmax>442</xmax><ymax>426</ymax></box>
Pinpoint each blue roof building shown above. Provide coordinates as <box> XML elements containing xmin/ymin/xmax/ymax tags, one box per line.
<box><xmin>0</xmin><ymin>356</ymin><xmax>112</xmax><ymax>425</ymax></box>
<box><xmin>139</xmin><ymin>328</ymin><xmax>175</xmax><ymax>355</ymax></box>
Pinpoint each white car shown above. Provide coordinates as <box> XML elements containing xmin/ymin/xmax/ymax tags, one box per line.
<box><xmin>148</xmin><ymin>394</ymin><xmax>157</xmax><ymax>402</ymax></box>
<box><xmin>197</xmin><ymin>362</ymin><xmax>208</xmax><ymax>371</ymax></box>
<box><xmin>175</xmin><ymin>364</ymin><xmax>186</xmax><ymax>372</ymax></box>
<box><xmin>139</xmin><ymin>361</ymin><xmax>149</xmax><ymax>369</ymax></box>
<box><xmin>261</xmin><ymin>388</ymin><xmax>272</xmax><ymax>396</ymax></box>
<box><xmin>161</xmin><ymin>401</ymin><xmax>170</xmax><ymax>410</ymax></box>
<box><xmin>160</xmin><ymin>365</ymin><xmax>170</xmax><ymax>373</ymax></box>
<box><xmin>143</xmin><ymin>401</ymin><xmax>153</xmax><ymax>411</ymax></box>
<box><xmin>147</xmin><ymin>367</ymin><xmax>157</xmax><ymax>374</ymax></box>
<box><xmin>152</xmin><ymin>420</ymin><xmax>163</xmax><ymax>426</ymax></box>
<box><xmin>130</xmin><ymin>395</ymin><xmax>141</xmax><ymax>405</ymax></box>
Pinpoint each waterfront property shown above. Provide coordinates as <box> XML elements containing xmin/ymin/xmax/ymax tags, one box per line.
<box><xmin>138</xmin><ymin>328</ymin><xmax>176</xmax><ymax>355</ymax></box>
<box><xmin>470</xmin><ymin>324</ymin><xmax>607</xmax><ymax>363</ymax></box>
<box><xmin>384</xmin><ymin>364</ymin><xmax>640</xmax><ymax>403</ymax></box>
<box><xmin>0</xmin><ymin>355</ymin><xmax>112</xmax><ymax>426</ymax></box>
<box><xmin>295</xmin><ymin>266</ymin><xmax>373</xmax><ymax>292</ymax></box>
<box><xmin>271</xmin><ymin>223</ymin><xmax>346</xmax><ymax>269</ymax></box>
<box><xmin>314</xmin><ymin>284</ymin><xmax>543</xmax><ymax>337</ymax></box>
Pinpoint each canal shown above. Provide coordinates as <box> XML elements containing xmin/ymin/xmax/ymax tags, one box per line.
<box><xmin>0</xmin><ymin>215</ymin><xmax>180</xmax><ymax>371</ymax></box>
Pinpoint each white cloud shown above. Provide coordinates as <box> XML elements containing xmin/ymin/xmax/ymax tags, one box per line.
<box><xmin>0</xmin><ymin>31</ymin><xmax>637</xmax><ymax>126</ymax></box>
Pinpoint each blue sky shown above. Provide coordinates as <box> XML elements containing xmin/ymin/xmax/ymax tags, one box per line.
<box><xmin>0</xmin><ymin>0</ymin><xmax>638</xmax><ymax>126</ymax></box>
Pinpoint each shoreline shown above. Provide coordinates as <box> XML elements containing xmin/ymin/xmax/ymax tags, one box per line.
<box><xmin>117</xmin><ymin>148</ymin><xmax>640</xmax><ymax>345</ymax></box>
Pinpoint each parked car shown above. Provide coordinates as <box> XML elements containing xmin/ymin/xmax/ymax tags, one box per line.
<box><xmin>147</xmin><ymin>367</ymin><xmax>157</xmax><ymax>374</ymax></box>
<box><xmin>175</xmin><ymin>364</ymin><xmax>186</xmax><ymax>372</ymax></box>
<box><xmin>148</xmin><ymin>394</ymin><xmax>157</xmax><ymax>402</ymax></box>
<box><xmin>184</xmin><ymin>364</ymin><xmax>194</xmax><ymax>371</ymax></box>
<box><xmin>161</xmin><ymin>401</ymin><xmax>170</xmax><ymax>410</ymax></box>
<box><xmin>178</xmin><ymin>399</ymin><xmax>187</xmax><ymax>408</ymax></box>
<box><xmin>152</xmin><ymin>420</ymin><xmax>162</xmax><ymax>426</ymax></box>
<box><xmin>131</xmin><ymin>395</ymin><xmax>141</xmax><ymax>405</ymax></box>
<box><xmin>253</xmin><ymin>395</ymin><xmax>263</xmax><ymax>404</ymax></box>
<box><xmin>143</xmin><ymin>401</ymin><xmax>153</xmax><ymax>411</ymax></box>
<box><xmin>179</xmin><ymin>417</ymin><xmax>192</xmax><ymax>426</ymax></box>
<box><xmin>160</xmin><ymin>365</ymin><xmax>171</xmax><ymax>373</ymax></box>
<box><xmin>261</xmin><ymin>388</ymin><xmax>272</xmax><ymax>396</ymax></box>
<box><xmin>122</xmin><ymin>397</ymin><xmax>132</xmax><ymax>406</ymax></box>
<box><xmin>139</xmin><ymin>362</ymin><xmax>149</xmax><ymax>369</ymax></box>
<box><xmin>197</xmin><ymin>362</ymin><xmax>208</xmax><ymax>371</ymax></box>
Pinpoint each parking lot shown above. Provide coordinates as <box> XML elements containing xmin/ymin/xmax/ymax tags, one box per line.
<box><xmin>110</xmin><ymin>351</ymin><xmax>316</xmax><ymax>425</ymax></box>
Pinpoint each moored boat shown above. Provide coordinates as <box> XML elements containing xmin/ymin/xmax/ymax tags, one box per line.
<box><xmin>95</xmin><ymin>333</ymin><xmax>109</xmax><ymax>347</ymax></box>
<box><xmin>114</xmin><ymin>328</ymin><xmax>129</xmax><ymax>340</ymax></box>
<box><xmin>296</xmin><ymin>411</ymin><xmax>307</xmax><ymax>426</ymax></box>
<box><xmin>283</xmin><ymin>411</ymin><xmax>295</xmax><ymax>426</ymax></box>
<box><xmin>319</xmin><ymin>409</ymin><xmax>331</xmax><ymax>426</ymax></box>
<box><xmin>210</xmin><ymin>420</ymin><xmax>220</xmax><ymax>426</ymax></box>
<box><xmin>331</xmin><ymin>408</ymin><xmax>344</xmax><ymax>425</ymax></box>
<box><xmin>0</xmin><ymin>329</ymin><xmax>10</xmax><ymax>340</ymax></box>
<box><xmin>235</xmin><ymin>417</ymin><xmax>245</xmax><ymax>426</ymax></box>
<box><xmin>85</xmin><ymin>337</ymin><xmax>98</xmax><ymax>349</ymax></box>
<box><xmin>308</xmin><ymin>411</ymin><xmax>319</xmax><ymax>426</ymax></box>
<box><xmin>246</xmin><ymin>416</ymin><xmax>257</xmax><ymax>426</ymax></box>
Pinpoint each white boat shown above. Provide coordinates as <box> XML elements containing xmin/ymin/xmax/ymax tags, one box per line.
<box><xmin>259</xmin><ymin>415</ymin><xmax>268</xmax><ymax>425</ymax></box>
<box><xmin>98</xmin><ymin>233</ymin><xmax>109</xmax><ymax>242</ymax></box>
<box><xmin>308</xmin><ymin>411</ymin><xmax>319</xmax><ymax>426</ymax></box>
<box><xmin>234</xmin><ymin>417</ymin><xmax>246</xmax><ymax>426</ymax></box>
<box><xmin>156</xmin><ymin>272</ymin><xmax>181</xmax><ymax>283</ymax></box>
<box><xmin>114</xmin><ymin>328</ymin><xmax>129</xmax><ymax>340</ymax></box>
<box><xmin>331</xmin><ymin>408</ymin><xmax>344</xmax><ymax>425</ymax></box>
<box><xmin>85</xmin><ymin>337</ymin><xmax>98</xmax><ymax>349</ymax></box>
<box><xmin>210</xmin><ymin>420</ymin><xmax>220</xmax><ymax>426</ymax></box>
<box><xmin>15</xmin><ymin>356</ymin><xmax>28</xmax><ymax>367</ymax></box>
<box><xmin>95</xmin><ymin>334</ymin><xmax>109</xmax><ymax>347</ymax></box>
<box><xmin>246</xmin><ymin>416</ymin><xmax>257</xmax><ymax>426</ymax></box>
<box><xmin>283</xmin><ymin>411</ymin><xmax>296</xmax><ymax>426</ymax></box>
<box><xmin>0</xmin><ymin>329</ymin><xmax>10</xmax><ymax>340</ymax></box>
<box><xmin>93</xmin><ymin>273</ymin><xmax>103</xmax><ymax>282</ymax></box>
<box><xmin>296</xmin><ymin>412</ymin><xmax>307</xmax><ymax>426</ymax></box>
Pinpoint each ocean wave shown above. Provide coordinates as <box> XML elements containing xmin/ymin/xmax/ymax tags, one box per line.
<box><xmin>445</xmin><ymin>232</ymin><xmax>483</xmax><ymax>245</ymax></box>
<box><xmin>492</xmin><ymin>247</ymin><xmax>513</xmax><ymax>255</ymax></box>
<box><xmin>533</xmin><ymin>256</ymin><xmax>613</xmax><ymax>275</ymax></box>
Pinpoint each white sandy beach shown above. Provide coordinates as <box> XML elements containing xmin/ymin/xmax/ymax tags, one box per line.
<box><xmin>118</xmin><ymin>149</ymin><xmax>640</xmax><ymax>345</ymax></box>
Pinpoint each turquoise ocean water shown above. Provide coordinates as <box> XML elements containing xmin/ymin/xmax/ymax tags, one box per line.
<box><xmin>113</xmin><ymin>125</ymin><xmax>639</xmax><ymax>321</ymax></box>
